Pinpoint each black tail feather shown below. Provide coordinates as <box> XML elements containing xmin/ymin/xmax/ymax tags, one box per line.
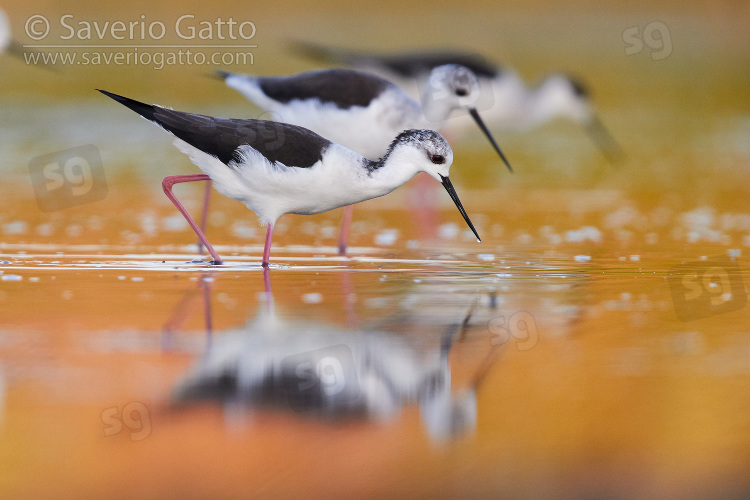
<box><xmin>287</xmin><ymin>40</ymin><xmax>356</xmax><ymax>65</ymax></box>
<box><xmin>214</xmin><ymin>70</ymin><xmax>232</xmax><ymax>81</ymax></box>
<box><xmin>97</xmin><ymin>89</ymin><xmax>158</xmax><ymax>122</ymax></box>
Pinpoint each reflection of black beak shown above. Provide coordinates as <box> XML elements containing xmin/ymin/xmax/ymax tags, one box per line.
<box><xmin>586</xmin><ymin>114</ymin><xmax>625</xmax><ymax>165</ymax></box>
<box><xmin>469</xmin><ymin>108</ymin><xmax>513</xmax><ymax>173</ymax></box>
<box><xmin>440</xmin><ymin>175</ymin><xmax>481</xmax><ymax>242</ymax></box>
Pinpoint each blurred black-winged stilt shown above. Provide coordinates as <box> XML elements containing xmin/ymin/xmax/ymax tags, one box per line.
<box><xmin>290</xmin><ymin>42</ymin><xmax>624</xmax><ymax>164</ymax></box>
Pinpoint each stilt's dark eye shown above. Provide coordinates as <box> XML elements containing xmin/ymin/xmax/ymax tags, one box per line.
<box><xmin>431</xmin><ymin>154</ymin><xmax>445</xmax><ymax>164</ymax></box>
<box><xmin>455</xmin><ymin>88</ymin><xmax>467</xmax><ymax>96</ymax></box>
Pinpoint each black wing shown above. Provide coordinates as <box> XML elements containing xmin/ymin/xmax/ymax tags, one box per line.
<box><xmin>258</xmin><ymin>69</ymin><xmax>391</xmax><ymax>109</ymax></box>
<box><xmin>289</xmin><ymin>41</ymin><xmax>501</xmax><ymax>79</ymax></box>
<box><xmin>379</xmin><ymin>51</ymin><xmax>501</xmax><ymax>79</ymax></box>
<box><xmin>98</xmin><ymin>90</ymin><xmax>331</xmax><ymax>168</ymax></box>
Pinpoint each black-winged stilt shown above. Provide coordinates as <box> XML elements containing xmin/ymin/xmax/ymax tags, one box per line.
<box><xmin>290</xmin><ymin>42</ymin><xmax>624</xmax><ymax>164</ymax></box>
<box><xmin>98</xmin><ymin>90</ymin><xmax>480</xmax><ymax>267</ymax></box>
<box><xmin>216</xmin><ymin>65</ymin><xmax>512</xmax><ymax>253</ymax></box>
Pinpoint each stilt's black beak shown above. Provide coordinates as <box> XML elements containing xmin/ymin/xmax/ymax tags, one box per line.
<box><xmin>586</xmin><ymin>114</ymin><xmax>625</xmax><ymax>165</ymax></box>
<box><xmin>440</xmin><ymin>175</ymin><xmax>481</xmax><ymax>242</ymax></box>
<box><xmin>468</xmin><ymin>108</ymin><xmax>513</xmax><ymax>173</ymax></box>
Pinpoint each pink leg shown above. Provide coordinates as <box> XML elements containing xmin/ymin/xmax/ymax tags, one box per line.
<box><xmin>338</xmin><ymin>205</ymin><xmax>354</xmax><ymax>256</ymax></box>
<box><xmin>162</xmin><ymin>174</ymin><xmax>223</xmax><ymax>265</ymax></box>
<box><xmin>262</xmin><ymin>223</ymin><xmax>274</xmax><ymax>268</ymax></box>
<box><xmin>197</xmin><ymin>180</ymin><xmax>212</xmax><ymax>253</ymax></box>
<box><xmin>411</xmin><ymin>174</ymin><xmax>439</xmax><ymax>240</ymax></box>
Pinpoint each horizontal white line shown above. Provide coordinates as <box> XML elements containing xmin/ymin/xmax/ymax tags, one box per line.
<box><xmin>2</xmin><ymin>264</ymin><xmax>431</xmax><ymax>273</ymax></box>
<box><xmin>23</xmin><ymin>44</ymin><xmax>258</xmax><ymax>48</ymax></box>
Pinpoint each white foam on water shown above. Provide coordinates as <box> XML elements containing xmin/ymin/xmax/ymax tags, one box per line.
<box><xmin>302</xmin><ymin>293</ymin><xmax>323</xmax><ymax>304</ymax></box>
<box><xmin>3</xmin><ymin>221</ymin><xmax>27</xmax><ymax>235</ymax></box>
<box><xmin>375</xmin><ymin>229</ymin><xmax>399</xmax><ymax>246</ymax></box>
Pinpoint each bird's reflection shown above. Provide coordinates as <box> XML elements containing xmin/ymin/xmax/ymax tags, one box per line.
<box><xmin>161</xmin><ymin>273</ymin><xmax>215</xmax><ymax>351</ymax></box>
<box><xmin>167</xmin><ymin>269</ymin><xmax>501</xmax><ymax>442</ymax></box>
<box><xmin>0</xmin><ymin>366</ymin><xmax>6</xmax><ymax>428</ymax></box>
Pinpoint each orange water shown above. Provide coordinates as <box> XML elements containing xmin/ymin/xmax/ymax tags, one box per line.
<box><xmin>1</xmin><ymin>2</ymin><xmax>750</xmax><ymax>498</ymax></box>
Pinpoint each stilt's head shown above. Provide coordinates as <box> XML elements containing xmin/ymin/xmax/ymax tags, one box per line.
<box><xmin>422</xmin><ymin>65</ymin><xmax>514</xmax><ymax>172</ymax></box>
<box><xmin>385</xmin><ymin>130</ymin><xmax>481</xmax><ymax>242</ymax></box>
<box><xmin>421</xmin><ymin>64</ymin><xmax>482</xmax><ymax>120</ymax></box>
<box><xmin>534</xmin><ymin>74</ymin><xmax>595</xmax><ymax>124</ymax></box>
<box><xmin>385</xmin><ymin>129</ymin><xmax>454</xmax><ymax>180</ymax></box>
<box><xmin>420</xmin><ymin>389</ymin><xmax>478</xmax><ymax>442</ymax></box>
<box><xmin>535</xmin><ymin>74</ymin><xmax>624</xmax><ymax>164</ymax></box>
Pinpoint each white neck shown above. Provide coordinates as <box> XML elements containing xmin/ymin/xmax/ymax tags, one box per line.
<box><xmin>309</xmin><ymin>144</ymin><xmax>425</xmax><ymax>211</ymax></box>
<box><xmin>523</xmin><ymin>86</ymin><xmax>565</xmax><ymax>126</ymax></box>
<box><xmin>523</xmin><ymin>82</ymin><xmax>590</xmax><ymax>128</ymax></box>
<box><xmin>419</xmin><ymin>92</ymin><xmax>454</xmax><ymax>128</ymax></box>
<box><xmin>364</xmin><ymin>148</ymin><xmax>425</xmax><ymax>195</ymax></box>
